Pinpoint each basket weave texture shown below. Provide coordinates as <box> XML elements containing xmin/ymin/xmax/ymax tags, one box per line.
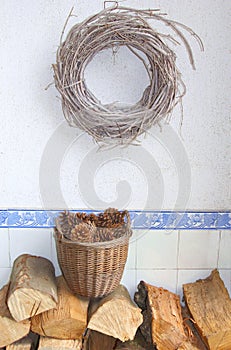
<box><xmin>54</xmin><ymin>211</ymin><xmax>131</xmax><ymax>298</ymax></box>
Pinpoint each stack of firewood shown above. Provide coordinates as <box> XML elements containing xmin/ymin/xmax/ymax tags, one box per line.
<box><xmin>0</xmin><ymin>254</ymin><xmax>143</xmax><ymax>349</ymax></box>
<box><xmin>1</xmin><ymin>253</ymin><xmax>231</xmax><ymax>349</ymax></box>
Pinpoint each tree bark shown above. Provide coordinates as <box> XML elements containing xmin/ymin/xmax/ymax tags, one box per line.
<box><xmin>134</xmin><ymin>281</ymin><xmax>201</xmax><ymax>350</ymax></box>
<box><xmin>7</xmin><ymin>254</ymin><xmax>58</xmax><ymax>322</ymax></box>
<box><xmin>0</xmin><ymin>284</ymin><xmax>30</xmax><ymax>348</ymax></box>
<box><xmin>183</xmin><ymin>269</ymin><xmax>231</xmax><ymax>350</ymax></box>
<box><xmin>37</xmin><ymin>336</ymin><xmax>82</xmax><ymax>349</ymax></box>
<box><xmin>83</xmin><ymin>329</ymin><xmax>116</xmax><ymax>350</ymax></box>
<box><xmin>88</xmin><ymin>284</ymin><xmax>143</xmax><ymax>342</ymax></box>
<box><xmin>31</xmin><ymin>276</ymin><xmax>89</xmax><ymax>339</ymax></box>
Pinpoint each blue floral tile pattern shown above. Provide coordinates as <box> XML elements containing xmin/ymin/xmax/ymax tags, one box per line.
<box><xmin>0</xmin><ymin>210</ymin><xmax>230</xmax><ymax>230</ymax></box>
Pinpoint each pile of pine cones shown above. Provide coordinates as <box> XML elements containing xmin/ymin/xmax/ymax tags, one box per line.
<box><xmin>57</xmin><ymin>208</ymin><xmax>130</xmax><ymax>243</ymax></box>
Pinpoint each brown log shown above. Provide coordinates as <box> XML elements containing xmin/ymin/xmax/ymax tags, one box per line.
<box><xmin>83</xmin><ymin>329</ymin><xmax>116</xmax><ymax>350</ymax></box>
<box><xmin>5</xmin><ymin>332</ymin><xmax>39</xmax><ymax>350</ymax></box>
<box><xmin>0</xmin><ymin>284</ymin><xmax>31</xmax><ymax>347</ymax></box>
<box><xmin>38</xmin><ymin>336</ymin><xmax>82</xmax><ymax>349</ymax></box>
<box><xmin>7</xmin><ymin>254</ymin><xmax>58</xmax><ymax>322</ymax></box>
<box><xmin>31</xmin><ymin>276</ymin><xmax>89</xmax><ymax>339</ymax></box>
<box><xmin>183</xmin><ymin>269</ymin><xmax>231</xmax><ymax>350</ymax></box>
<box><xmin>115</xmin><ymin>330</ymin><xmax>151</xmax><ymax>349</ymax></box>
<box><xmin>87</xmin><ymin>284</ymin><xmax>143</xmax><ymax>342</ymax></box>
<box><xmin>134</xmin><ymin>281</ymin><xmax>200</xmax><ymax>350</ymax></box>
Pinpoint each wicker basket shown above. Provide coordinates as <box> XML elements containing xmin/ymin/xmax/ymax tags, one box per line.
<box><xmin>54</xmin><ymin>211</ymin><xmax>131</xmax><ymax>298</ymax></box>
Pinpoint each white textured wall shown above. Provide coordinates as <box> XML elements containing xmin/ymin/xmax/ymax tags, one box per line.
<box><xmin>0</xmin><ymin>1</ymin><xmax>230</xmax><ymax>296</ymax></box>
<box><xmin>0</xmin><ymin>0</ymin><xmax>230</xmax><ymax>210</ymax></box>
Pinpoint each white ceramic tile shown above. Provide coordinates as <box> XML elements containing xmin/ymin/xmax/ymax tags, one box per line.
<box><xmin>178</xmin><ymin>230</ymin><xmax>219</xmax><ymax>269</ymax></box>
<box><xmin>218</xmin><ymin>231</ymin><xmax>231</xmax><ymax>268</ymax></box>
<box><xmin>136</xmin><ymin>230</ymin><xmax>178</xmax><ymax>269</ymax></box>
<box><xmin>219</xmin><ymin>269</ymin><xmax>231</xmax><ymax>297</ymax></box>
<box><xmin>0</xmin><ymin>229</ymin><xmax>10</xmax><ymax>268</ymax></box>
<box><xmin>121</xmin><ymin>269</ymin><xmax>136</xmax><ymax>298</ymax></box>
<box><xmin>136</xmin><ymin>269</ymin><xmax>177</xmax><ymax>294</ymax></box>
<box><xmin>0</xmin><ymin>268</ymin><xmax>11</xmax><ymax>288</ymax></box>
<box><xmin>125</xmin><ymin>237</ymin><xmax>136</xmax><ymax>269</ymax></box>
<box><xmin>177</xmin><ymin>269</ymin><xmax>213</xmax><ymax>300</ymax></box>
<box><xmin>51</xmin><ymin>234</ymin><xmax>62</xmax><ymax>276</ymax></box>
<box><xmin>9</xmin><ymin>228</ymin><xmax>52</xmax><ymax>266</ymax></box>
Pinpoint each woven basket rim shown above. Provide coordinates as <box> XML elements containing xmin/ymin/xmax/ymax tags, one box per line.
<box><xmin>54</xmin><ymin>226</ymin><xmax>131</xmax><ymax>248</ymax></box>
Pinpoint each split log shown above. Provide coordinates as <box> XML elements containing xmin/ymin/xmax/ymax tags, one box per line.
<box><xmin>134</xmin><ymin>281</ymin><xmax>200</xmax><ymax>350</ymax></box>
<box><xmin>0</xmin><ymin>284</ymin><xmax>30</xmax><ymax>348</ymax></box>
<box><xmin>115</xmin><ymin>330</ymin><xmax>151</xmax><ymax>349</ymax></box>
<box><xmin>83</xmin><ymin>329</ymin><xmax>116</xmax><ymax>350</ymax></box>
<box><xmin>183</xmin><ymin>269</ymin><xmax>231</xmax><ymax>350</ymax></box>
<box><xmin>31</xmin><ymin>276</ymin><xmax>89</xmax><ymax>339</ymax></box>
<box><xmin>7</xmin><ymin>254</ymin><xmax>58</xmax><ymax>322</ymax></box>
<box><xmin>88</xmin><ymin>284</ymin><xmax>143</xmax><ymax>342</ymax></box>
<box><xmin>6</xmin><ymin>332</ymin><xmax>39</xmax><ymax>349</ymax></box>
<box><xmin>38</xmin><ymin>336</ymin><xmax>82</xmax><ymax>350</ymax></box>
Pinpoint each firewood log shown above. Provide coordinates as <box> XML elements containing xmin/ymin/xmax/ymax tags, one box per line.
<box><xmin>115</xmin><ymin>330</ymin><xmax>152</xmax><ymax>349</ymax></box>
<box><xmin>183</xmin><ymin>269</ymin><xmax>231</xmax><ymax>350</ymax></box>
<box><xmin>83</xmin><ymin>329</ymin><xmax>116</xmax><ymax>350</ymax></box>
<box><xmin>5</xmin><ymin>332</ymin><xmax>39</xmax><ymax>349</ymax></box>
<box><xmin>37</xmin><ymin>336</ymin><xmax>82</xmax><ymax>349</ymax></box>
<box><xmin>7</xmin><ymin>254</ymin><xmax>58</xmax><ymax>322</ymax></box>
<box><xmin>31</xmin><ymin>276</ymin><xmax>89</xmax><ymax>339</ymax></box>
<box><xmin>134</xmin><ymin>281</ymin><xmax>201</xmax><ymax>350</ymax></box>
<box><xmin>87</xmin><ymin>284</ymin><xmax>143</xmax><ymax>342</ymax></box>
<box><xmin>0</xmin><ymin>284</ymin><xmax>30</xmax><ymax>347</ymax></box>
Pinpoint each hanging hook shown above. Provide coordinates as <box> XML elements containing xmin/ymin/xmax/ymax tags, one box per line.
<box><xmin>104</xmin><ymin>1</ymin><xmax>119</xmax><ymax>9</ymax></box>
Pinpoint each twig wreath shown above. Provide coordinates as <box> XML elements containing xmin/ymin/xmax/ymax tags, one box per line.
<box><xmin>53</xmin><ymin>5</ymin><xmax>203</xmax><ymax>146</ymax></box>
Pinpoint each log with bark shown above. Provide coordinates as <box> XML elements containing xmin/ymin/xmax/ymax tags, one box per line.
<box><xmin>88</xmin><ymin>284</ymin><xmax>143</xmax><ymax>342</ymax></box>
<box><xmin>7</xmin><ymin>254</ymin><xmax>58</xmax><ymax>322</ymax></box>
<box><xmin>5</xmin><ymin>332</ymin><xmax>39</xmax><ymax>350</ymax></box>
<box><xmin>134</xmin><ymin>281</ymin><xmax>201</xmax><ymax>350</ymax></box>
<box><xmin>0</xmin><ymin>284</ymin><xmax>31</xmax><ymax>348</ymax></box>
<box><xmin>31</xmin><ymin>276</ymin><xmax>89</xmax><ymax>339</ymax></box>
<box><xmin>83</xmin><ymin>329</ymin><xmax>117</xmax><ymax>350</ymax></box>
<box><xmin>37</xmin><ymin>336</ymin><xmax>82</xmax><ymax>349</ymax></box>
<box><xmin>183</xmin><ymin>269</ymin><xmax>231</xmax><ymax>350</ymax></box>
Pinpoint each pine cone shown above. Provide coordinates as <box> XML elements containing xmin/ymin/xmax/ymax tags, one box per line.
<box><xmin>69</xmin><ymin>222</ymin><xmax>96</xmax><ymax>243</ymax></box>
<box><xmin>58</xmin><ymin>211</ymin><xmax>70</xmax><ymax>235</ymax></box>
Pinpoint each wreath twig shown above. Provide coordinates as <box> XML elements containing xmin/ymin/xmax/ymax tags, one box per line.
<box><xmin>53</xmin><ymin>6</ymin><xmax>203</xmax><ymax>146</ymax></box>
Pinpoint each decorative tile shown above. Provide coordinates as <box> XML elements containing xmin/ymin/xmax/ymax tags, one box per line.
<box><xmin>137</xmin><ymin>230</ymin><xmax>178</xmax><ymax>269</ymax></box>
<box><xmin>178</xmin><ymin>230</ymin><xmax>219</xmax><ymax>269</ymax></box>
<box><xmin>136</xmin><ymin>269</ymin><xmax>177</xmax><ymax>293</ymax></box>
<box><xmin>0</xmin><ymin>210</ymin><xmax>230</xmax><ymax>229</ymax></box>
<box><xmin>0</xmin><ymin>229</ymin><xmax>10</xmax><ymax>268</ymax></box>
<box><xmin>9</xmin><ymin>228</ymin><xmax>52</xmax><ymax>266</ymax></box>
<box><xmin>218</xmin><ymin>231</ymin><xmax>231</xmax><ymax>268</ymax></box>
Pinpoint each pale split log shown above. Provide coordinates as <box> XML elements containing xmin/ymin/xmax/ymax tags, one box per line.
<box><xmin>183</xmin><ymin>269</ymin><xmax>231</xmax><ymax>350</ymax></box>
<box><xmin>134</xmin><ymin>281</ymin><xmax>201</xmax><ymax>350</ymax></box>
<box><xmin>31</xmin><ymin>275</ymin><xmax>89</xmax><ymax>339</ymax></box>
<box><xmin>6</xmin><ymin>332</ymin><xmax>39</xmax><ymax>350</ymax></box>
<box><xmin>7</xmin><ymin>254</ymin><xmax>58</xmax><ymax>322</ymax></box>
<box><xmin>87</xmin><ymin>284</ymin><xmax>143</xmax><ymax>342</ymax></box>
<box><xmin>38</xmin><ymin>336</ymin><xmax>82</xmax><ymax>350</ymax></box>
<box><xmin>0</xmin><ymin>284</ymin><xmax>30</xmax><ymax>348</ymax></box>
<box><xmin>83</xmin><ymin>329</ymin><xmax>116</xmax><ymax>350</ymax></box>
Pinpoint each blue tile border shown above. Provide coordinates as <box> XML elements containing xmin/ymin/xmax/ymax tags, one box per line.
<box><xmin>0</xmin><ymin>210</ymin><xmax>230</xmax><ymax>230</ymax></box>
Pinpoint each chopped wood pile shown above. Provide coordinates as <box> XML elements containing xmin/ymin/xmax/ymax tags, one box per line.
<box><xmin>0</xmin><ymin>253</ymin><xmax>231</xmax><ymax>350</ymax></box>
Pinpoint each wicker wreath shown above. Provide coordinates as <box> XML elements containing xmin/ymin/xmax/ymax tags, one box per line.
<box><xmin>53</xmin><ymin>6</ymin><xmax>202</xmax><ymax>146</ymax></box>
